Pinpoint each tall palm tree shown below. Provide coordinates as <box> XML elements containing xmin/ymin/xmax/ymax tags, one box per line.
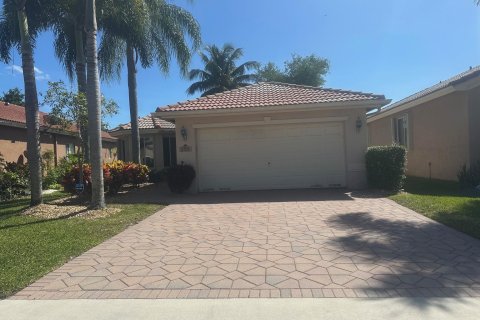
<box><xmin>0</xmin><ymin>0</ymin><xmax>54</xmax><ymax>206</ymax></box>
<box><xmin>98</xmin><ymin>0</ymin><xmax>201</xmax><ymax>164</ymax></box>
<box><xmin>187</xmin><ymin>44</ymin><xmax>259</xmax><ymax>97</ymax></box>
<box><xmin>85</xmin><ymin>0</ymin><xmax>105</xmax><ymax>209</ymax></box>
<box><xmin>50</xmin><ymin>0</ymin><xmax>89</xmax><ymax>161</ymax></box>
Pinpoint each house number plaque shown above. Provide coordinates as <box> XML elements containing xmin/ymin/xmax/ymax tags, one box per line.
<box><xmin>179</xmin><ymin>144</ymin><xmax>192</xmax><ymax>152</ymax></box>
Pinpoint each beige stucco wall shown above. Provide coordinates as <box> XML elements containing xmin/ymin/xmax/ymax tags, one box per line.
<box><xmin>172</xmin><ymin>107</ymin><xmax>370</xmax><ymax>193</ymax></box>
<box><xmin>367</xmin><ymin>91</ymin><xmax>470</xmax><ymax>181</ymax></box>
<box><xmin>468</xmin><ymin>87</ymin><xmax>480</xmax><ymax>165</ymax></box>
<box><xmin>0</xmin><ymin>125</ymin><xmax>116</xmax><ymax>164</ymax></box>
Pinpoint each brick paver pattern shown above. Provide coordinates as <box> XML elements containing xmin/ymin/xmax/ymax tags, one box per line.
<box><xmin>13</xmin><ymin>193</ymin><xmax>480</xmax><ymax>299</ymax></box>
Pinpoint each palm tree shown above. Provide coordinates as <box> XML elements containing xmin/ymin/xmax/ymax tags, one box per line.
<box><xmin>0</xmin><ymin>0</ymin><xmax>54</xmax><ymax>206</ymax></box>
<box><xmin>187</xmin><ymin>44</ymin><xmax>259</xmax><ymax>97</ymax></box>
<box><xmin>98</xmin><ymin>0</ymin><xmax>201</xmax><ymax>164</ymax></box>
<box><xmin>50</xmin><ymin>0</ymin><xmax>89</xmax><ymax>161</ymax></box>
<box><xmin>85</xmin><ymin>0</ymin><xmax>105</xmax><ymax>209</ymax></box>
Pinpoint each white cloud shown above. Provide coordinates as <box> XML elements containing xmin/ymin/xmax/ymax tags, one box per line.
<box><xmin>5</xmin><ymin>64</ymin><xmax>50</xmax><ymax>81</ymax></box>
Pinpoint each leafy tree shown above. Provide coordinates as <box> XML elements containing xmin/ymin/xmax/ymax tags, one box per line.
<box><xmin>85</xmin><ymin>0</ymin><xmax>105</xmax><ymax>209</ymax></box>
<box><xmin>187</xmin><ymin>44</ymin><xmax>259</xmax><ymax>97</ymax></box>
<box><xmin>0</xmin><ymin>0</ymin><xmax>56</xmax><ymax>206</ymax></box>
<box><xmin>257</xmin><ymin>54</ymin><xmax>329</xmax><ymax>87</ymax></box>
<box><xmin>43</xmin><ymin>81</ymin><xmax>118</xmax><ymax>141</ymax></box>
<box><xmin>98</xmin><ymin>0</ymin><xmax>201</xmax><ymax>164</ymax></box>
<box><xmin>1</xmin><ymin>87</ymin><xmax>25</xmax><ymax>106</ymax></box>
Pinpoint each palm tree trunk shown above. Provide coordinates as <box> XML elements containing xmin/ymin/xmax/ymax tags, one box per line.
<box><xmin>74</xmin><ymin>15</ymin><xmax>90</xmax><ymax>163</ymax></box>
<box><xmin>126</xmin><ymin>42</ymin><xmax>141</xmax><ymax>164</ymax></box>
<box><xmin>16</xmin><ymin>0</ymin><xmax>42</xmax><ymax>206</ymax></box>
<box><xmin>85</xmin><ymin>0</ymin><xmax>105</xmax><ymax>209</ymax></box>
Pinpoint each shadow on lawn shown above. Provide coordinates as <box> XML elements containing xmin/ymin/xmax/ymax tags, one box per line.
<box><xmin>327</xmin><ymin>212</ymin><xmax>480</xmax><ymax>309</ymax></box>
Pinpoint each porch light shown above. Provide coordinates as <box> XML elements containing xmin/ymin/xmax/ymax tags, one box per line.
<box><xmin>181</xmin><ymin>126</ymin><xmax>188</xmax><ymax>141</ymax></box>
<box><xmin>356</xmin><ymin>117</ymin><xmax>363</xmax><ymax>131</ymax></box>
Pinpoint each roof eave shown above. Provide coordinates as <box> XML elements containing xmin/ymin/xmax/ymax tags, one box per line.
<box><xmin>155</xmin><ymin>99</ymin><xmax>390</xmax><ymax>119</ymax></box>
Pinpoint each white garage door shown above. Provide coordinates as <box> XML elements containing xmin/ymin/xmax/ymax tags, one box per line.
<box><xmin>197</xmin><ymin>122</ymin><xmax>346</xmax><ymax>191</ymax></box>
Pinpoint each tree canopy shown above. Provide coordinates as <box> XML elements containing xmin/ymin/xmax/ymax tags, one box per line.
<box><xmin>1</xmin><ymin>88</ymin><xmax>25</xmax><ymax>106</ymax></box>
<box><xmin>187</xmin><ymin>44</ymin><xmax>259</xmax><ymax>96</ymax></box>
<box><xmin>257</xmin><ymin>54</ymin><xmax>329</xmax><ymax>87</ymax></box>
<box><xmin>43</xmin><ymin>81</ymin><xmax>118</xmax><ymax>133</ymax></box>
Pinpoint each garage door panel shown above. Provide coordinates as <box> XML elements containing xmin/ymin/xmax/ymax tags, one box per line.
<box><xmin>197</xmin><ymin>122</ymin><xmax>346</xmax><ymax>191</ymax></box>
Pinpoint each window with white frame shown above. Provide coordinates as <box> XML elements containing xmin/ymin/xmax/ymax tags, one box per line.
<box><xmin>66</xmin><ymin>143</ymin><xmax>75</xmax><ymax>155</ymax></box>
<box><xmin>393</xmin><ymin>115</ymin><xmax>409</xmax><ymax>147</ymax></box>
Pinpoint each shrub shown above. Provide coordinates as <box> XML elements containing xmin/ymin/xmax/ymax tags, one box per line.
<box><xmin>148</xmin><ymin>168</ymin><xmax>167</xmax><ymax>183</ymax></box>
<box><xmin>123</xmin><ymin>162</ymin><xmax>149</xmax><ymax>186</ymax></box>
<box><xmin>365</xmin><ymin>145</ymin><xmax>407</xmax><ymax>191</ymax></box>
<box><xmin>61</xmin><ymin>160</ymin><xmax>149</xmax><ymax>195</ymax></box>
<box><xmin>0</xmin><ymin>161</ymin><xmax>30</xmax><ymax>201</ymax></box>
<box><xmin>166</xmin><ymin>163</ymin><xmax>196</xmax><ymax>193</ymax></box>
<box><xmin>458</xmin><ymin>161</ymin><xmax>480</xmax><ymax>189</ymax></box>
<box><xmin>43</xmin><ymin>155</ymin><xmax>80</xmax><ymax>190</ymax></box>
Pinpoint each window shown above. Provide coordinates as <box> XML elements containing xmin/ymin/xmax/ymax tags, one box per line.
<box><xmin>163</xmin><ymin>136</ymin><xmax>177</xmax><ymax>167</ymax></box>
<box><xmin>66</xmin><ymin>143</ymin><xmax>75</xmax><ymax>155</ymax></box>
<box><xmin>140</xmin><ymin>136</ymin><xmax>155</xmax><ymax>168</ymax></box>
<box><xmin>393</xmin><ymin>115</ymin><xmax>409</xmax><ymax>147</ymax></box>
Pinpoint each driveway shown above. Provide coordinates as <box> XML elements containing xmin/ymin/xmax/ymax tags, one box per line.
<box><xmin>12</xmin><ymin>189</ymin><xmax>480</xmax><ymax>299</ymax></box>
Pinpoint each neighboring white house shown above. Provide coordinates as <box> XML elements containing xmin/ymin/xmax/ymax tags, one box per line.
<box><xmin>155</xmin><ymin>82</ymin><xmax>389</xmax><ymax>192</ymax></box>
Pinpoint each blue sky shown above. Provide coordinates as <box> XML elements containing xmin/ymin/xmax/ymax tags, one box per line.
<box><xmin>1</xmin><ymin>0</ymin><xmax>479</xmax><ymax>128</ymax></box>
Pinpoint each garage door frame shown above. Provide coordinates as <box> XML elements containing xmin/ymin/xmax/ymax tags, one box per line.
<box><xmin>193</xmin><ymin>116</ymin><xmax>349</xmax><ymax>191</ymax></box>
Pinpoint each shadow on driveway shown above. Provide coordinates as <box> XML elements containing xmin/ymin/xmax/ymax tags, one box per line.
<box><xmin>108</xmin><ymin>183</ymin><xmax>356</xmax><ymax>205</ymax></box>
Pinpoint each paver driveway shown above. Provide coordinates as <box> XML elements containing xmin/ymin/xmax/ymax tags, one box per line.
<box><xmin>13</xmin><ymin>189</ymin><xmax>480</xmax><ymax>299</ymax></box>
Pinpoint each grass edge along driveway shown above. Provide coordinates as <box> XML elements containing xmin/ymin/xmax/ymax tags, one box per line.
<box><xmin>390</xmin><ymin>177</ymin><xmax>480</xmax><ymax>240</ymax></box>
<box><xmin>0</xmin><ymin>192</ymin><xmax>163</xmax><ymax>299</ymax></box>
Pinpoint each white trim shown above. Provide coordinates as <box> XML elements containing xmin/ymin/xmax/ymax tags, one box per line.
<box><xmin>367</xmin><ymin>87</ymin><xmax>455</xmax><ymax>122</ymax></box>
<box><xmin>155</xmin><ymin>99</ymin><xmax>390</xmax><ymax>119</ymax></box>
<box><xmin>192</xmin><ymin>117</ymin><xmax>349</xmax><ymax>129</ymax></box>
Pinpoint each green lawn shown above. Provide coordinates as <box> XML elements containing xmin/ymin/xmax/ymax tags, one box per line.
<box><xmin>390</xmin><ymin>177</ymin><xmax>480</xmax><ymax>239</ymax></box>
<box><xmin>0</xmin><ymin>192</ymin><xmax>162</xmax><ymax>299</ymax></box>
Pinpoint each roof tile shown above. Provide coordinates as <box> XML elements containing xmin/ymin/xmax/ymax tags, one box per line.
<box><xmin>157</xmin><ymin>82</ymin><xmax>385</xmax><ymax>112</ymax></box>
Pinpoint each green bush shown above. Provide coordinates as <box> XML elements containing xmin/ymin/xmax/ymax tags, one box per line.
<box><xmin>458</xmin><ymin>161</ymin><xmax>480</xmax><ymax>189</ymax></box>
<box><xmin>148</xmin><ymin>168</ymin><xmax>167</xmax><ymax>183</ymax></box>
<box><xmin>43</xmin><ymin>155</ymin><xmax>79</xmax><ymax>190</ymax></box>
<box><xmin>365</xmin><ymin>145</ymin><xmax>407</xmax><ymax>191</ymax></box>
<box><xmin>166</xmin><ymin>163</ymin><xmax>196</xmax><ymax>193</ymax></box>
<box><xmin>0</xmin><ymin>162</ymin><xmax>30</xmax><ymax>201</ymax></box>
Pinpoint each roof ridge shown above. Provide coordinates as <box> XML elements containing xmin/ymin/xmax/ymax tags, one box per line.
<box><xmin>382</xmin><ymin>65</ymin><xmax>480</xmax><ymax>112</ymax></box>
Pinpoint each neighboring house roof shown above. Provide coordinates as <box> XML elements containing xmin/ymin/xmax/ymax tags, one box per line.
<box><xmin>111</xmin><ymin>115</ymin><xmax>175</xmax><ymax>132</ymax></box>
<box><xmin>0</xmin><ymin>100</ymin><xmax>116</xmax><ymax>142</ymax></box>
<box><xmin>156</xmin><ymin>82</ymin><xmax>387</xmax><ymax>113</ymax></box>
<box><xmin>369</xmin><ymin>66</ymin><xmax>480</xmax><ymax>121</ymax></box>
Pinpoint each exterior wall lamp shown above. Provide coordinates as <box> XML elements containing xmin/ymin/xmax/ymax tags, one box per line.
<box><xmin>181</xmin><ymin>126</ymin><xmax>188</xmax><ymax>141</ymax></box>
<box><xmin>356</xmin><ymin>117</ymin><xmax>363</xmax><ymax>131</ymax></box>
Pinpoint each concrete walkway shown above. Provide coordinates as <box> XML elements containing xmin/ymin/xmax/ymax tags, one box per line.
<box><xmin>13</xmin><ymin>188</ymin><xmax>480</xmax><ymax>300</ymax></box>
<box><xmin>2</xmin><ymin>298</ymin><xmax>480</xmax><ymax>320</ymax></box>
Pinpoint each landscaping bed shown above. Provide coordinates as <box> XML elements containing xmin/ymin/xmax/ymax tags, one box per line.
<box><xmin>0</xmin><ymin>191</ymin><xmax>163</xmax><ymax>299</ymax></box>
<box><xmin>390</xmin><ymin>177</ymin><xmax>480</xmax><ymax>239</ymax></box>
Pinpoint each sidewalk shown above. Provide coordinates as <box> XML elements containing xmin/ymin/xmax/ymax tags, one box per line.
<box><xmin>1</xmin><ymin>298</ymin><xmax>480</xmax><ymax>320</ymax></box>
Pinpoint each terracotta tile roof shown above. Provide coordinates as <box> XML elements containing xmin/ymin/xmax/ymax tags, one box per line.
<box><xmin>156</xmin><ymin>82</ymin><xmax>386</xmax><ymax>112</ymax></box>
<box><xmin>0</xmin><ymin>100</ymin><xmax>116</xmax><ymax>141</ymax></box>
<box><xmin>381</xmin><ymin>65</ymin><xmax>480</xmax><ymax>112</ymax></box>
<box><xmin>112</xmin><ymin>115</ymin><xmax>175</xmax><ymax>131</ymax></box>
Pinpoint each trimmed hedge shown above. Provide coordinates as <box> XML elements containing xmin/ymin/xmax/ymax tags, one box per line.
<box><xmin>365</xmin><ymin>145</ymin><xmax>407</xmax><ymax>191</ymax></box>
<box><xmin>166</xmin><ymin>163</ymin><xmax>196</xmax><ymax>193</ymax></box>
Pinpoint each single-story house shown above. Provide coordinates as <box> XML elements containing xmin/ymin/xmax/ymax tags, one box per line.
<box><xmin>155</xmin><ymin>82</ymin><xmax>389</xmax><ymax>192</ymax></box>
<box><xmin>0</xmin><ymin>101</ymin><xmax>117</xmax><ymax>165</ymax></box>
<box><xmin>367</xmin><ymin>66</ymin><xmax>480</xmax><ymax>181</ymax></box>
<box><xmin>109</xmin><ymin>115</ymin><xmax>176</xmax><ymax>170</ymax></box>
